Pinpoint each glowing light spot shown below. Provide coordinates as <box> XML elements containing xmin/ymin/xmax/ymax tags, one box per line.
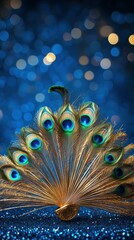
<box><xmin>108</xmin><ymin>33</ymin><xmax>119</xmax><ymax>45</ymax></box>
<box><xmin>71</xmin><ymin>28</ymin><xmax>82</xmax><ymax>39</ymax></box>
<box><xmin>43</xmin><ymin>52</ymin><xmax>56</xmax><ymax>65</ymax></box>
<box><xmin>28</xmin><ymin>55</ymin><xmax>39</xmax><ymax>66</ymax></box>
<box><xmin>128</xmin><ymin>35</ymin><xmax>134</xmax><ymax>45</ymax></box>
<box><xmin>63</xmin><ymin>32</ymin><xmax>72</xmax><ymax>41</ymax></box>
<box><xmin>74</xmin><ymin>69</ymin><xmax>83</xmax><ymax>79</ymax></box>
<box><xmin>10</xmin><ymin>0</ymin><xmax>22</xmax><ymax>9</ymax></box>
<box><xmin>100</xmin><ymin>58</ymin><xmax>111</xmax><ymax>69</ymax></box>
<box><xmin>35</xmin><ymin>93</ymin><xmax>45</xmax><ymax>102</ymax></box>
<box><xmin>84</xmin><ymin>19</ymin><xmax>95</xmax><ymax>30</ymax></box>
<box><xmin>84</xmin><ymin>71</ymin><xmax>94</xmax><ymax>80</ymax></box>
<box><xmin>111</xmin><ymin>47</ymin><xmax>120</xmax><ymax>57</ymax></box>
<box><xmin>16</xmin><ymin>59</ymin><xmax>26</xmax><ymax>70</ymax></box>
<box><xmin>100</xmin><ymin>25</ymin><xmax>113</xmax><ymax>37</ymax></box>
<box><xmin>79</xmin><ymin>56</ymin><xmax>89</xmax><ymax>65</ymax></box>
<box><xmin>127</xmin><ymin>53</ymin><xmax>134</xmax><ymax>62</ymax></box>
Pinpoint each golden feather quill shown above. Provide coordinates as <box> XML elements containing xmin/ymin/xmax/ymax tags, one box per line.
<box><xmin>0</xmin><ymin>86</ymin><xmax>134</xmax><ymax>221</ymax></box>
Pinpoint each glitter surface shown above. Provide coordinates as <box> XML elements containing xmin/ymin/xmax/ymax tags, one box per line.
<box><xmin>0</xmin><ymin>0</ymin><xmax>134</xmax><ymax>239</ymax></box>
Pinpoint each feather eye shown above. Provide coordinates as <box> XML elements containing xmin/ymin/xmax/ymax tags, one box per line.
<box><xmin>3</xmin><ymin>167</ymin><xmax>21</xmax><ymax>181</ymax></box>
<box><xmin>92</xmin><ymin>124</ymin><xmax>113</xmax><ymax>147</ymax></box>
<box><xmin>26</xmin><ymin>134</ymin><xmax>43</xmax><ymax>151</ymax></box>
<box><xmin>112</xmin><ymin>165</ymin><xmax>133</xmax><ymax>179</ymax></box>
<box><xmin>79</xmin><ymin>102</ymin><xmax>99</xmax><ymax>128</ymax></box>
<box><xmin>104</xmin><ymin>147</ymin><xmax>123</xmax><ymax>165</ymax></box>
<box><xmin>59</xmin><ymin>105</ymin><xmax>75</xmax><ymax>133</ymax></box>
<box><xmin>38</xmin><ymin>107</ymin><xmax>54</xmax><ymax>131</ymax></box>
<box><xmin>12</xmin><ymin>151</ymin><xmax>29</xmax><ymax>166</ymax></box>
<box><xmin>115</xmin><ymin>184</ymin><xmax>134</xmax><ymax>197</ymax></box>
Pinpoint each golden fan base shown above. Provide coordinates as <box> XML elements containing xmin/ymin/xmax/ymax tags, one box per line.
<box><xmin>55</xmin><ymin>204</ymin><xmax>80</xmax><ymax>221</ymax></box>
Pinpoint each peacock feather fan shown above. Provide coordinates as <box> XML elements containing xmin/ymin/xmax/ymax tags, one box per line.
<box><xmin>0</xmin><ymin>86</ymin><xmax>134</xmax><ymax>221</ymax></box>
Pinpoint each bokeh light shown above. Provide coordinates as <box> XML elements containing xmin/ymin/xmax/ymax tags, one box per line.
<box><xmin>108</xmin><ymin>33</ymin><xmax>119</xmax><ymax>45</ymax></box>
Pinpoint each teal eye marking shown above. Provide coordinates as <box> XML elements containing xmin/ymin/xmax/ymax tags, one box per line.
<box><xmin>43</xmin><ymin>119</ymin><xmax>54</xmax><ymax>131</ymax></box>
<box><xmin>61</xmin><ymin>119</ymin><xmax>75</xmax><ymax>132</ymax></box>
<box><xmin>30</xmin><ymin>138</ymin><xmax>42</xmax><ymax>150</ymax></box>
<box><xmin>92</xmin><ymin>134</ymin><xmax>104</xmax><ymax>145</ymax></box>
<box><xmin>112</xmin><ymin>167</ymin><xmax>124</xmax><ymax>179</ymax></box>
<box><xmin>18</xmin><ymin>154</ymin><xmax>29</xmax><ymax>165</ymax></box>
<box><xmin>10</xmin><ymin>169</ymin><xmax>21</xmax><ymax>181</ymax></box>
<box><xmin>80</xmin><ymin>115</ymin><xmax>92</xmax><ymax>127</ymax></box>
<box><xmin>104</xmin><ymin>153</ymin><xmax>115</xmax><ymax>164</ymax></box>
<box><xmin>116</xmin><ymin>185</ymin><xmax>126</xmax><ymax>196</ymax></box>
<box><xmin>26</xmin><ymin>134</ymin><xmax>43</xmax><ymax>151</ymax></box>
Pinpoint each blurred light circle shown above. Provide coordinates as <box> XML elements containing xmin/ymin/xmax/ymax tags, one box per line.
<box><xmin>100</xmin><ymin>58</ymin><xmax>111</xmax><ymax>69</ymax></box>
<box><xmin>100</xmin><ymin>25</ymin><xmax>113</xmax><ymax>37</ymax></box>
<box><xmin>79</xmin><ymin>56</ymin><xmax>89</xmax><ymax>65</ymax></box>
<box><xmin>16</xmin><ymin>59</ymin><xmax>27</xmax><ymax>70</ymax></box>
<box><xmin>127</xmin><ymin>53</ymin><xmax>134</xmax><ymax>62</ymax></box>
<box><xmin>108</xmin><ymin>33</ymin><xmax>119</xmax><ymax>45</ymax></box>
<box><xmin>0</xmin><ymin>31</ymin><xmax>9</xmax><ymax>41</ymax></box>
<box><xmin>110</xmin><ymin>47</ymin><xmax>120</xmax><ymax>57</ymax></box>
<box><xmin>128</xmin><ymin>35</ymin><xmax>134</xmax><ymax>45</ymax></box>
<box><xmin>63</xmin><ymin>32</ymin><xmax>72</xmax><ymax>41</ymax></box>
<box><xmin>28</xmin><ymin>55</ymin><xmax>39</xmax><ymax>66</ymax></box>
<box><xmin>52</xmin><ymin>44</ymin><xmax>62</xmax><ymax>54</ymax></box>
<box><xmin>27</xmin><ymin>71</ymin><xmax>36</xmax><ymax>81</ymax></box>
<box><xmin>35</xmin><ymin>93</ymin><xmax>45</xmax><ymax>102</ymax></box>
<box><xmin>10</xmin><ymin>0</ymin><xmax>22</xmax><ymax>9</ymax></box>
<box><xmin>74</xmin><ymin>69</ymin><xmax>83</xmax><ymax>79</ymax></box>
<box><xmin>71</xmin><ymin>28</ymin><xmax>82</xmax><ymax>39</ymax></box>
<box><xmin>84</xmin><ymin>19</ymin><xmax>95</xmax><ymax>30</ymax></box>
<box><xmin>10</xmin><ymin>14</ymin><xmax>21</xmax><ymax>25</ymax></box>
<box><xmin>43</xmin><ymin>52</ymin><xmax>56</xmax><ymax>65</ymax></box>
<box><xmin>84</xmin><ymin>71</ymin><xmax>94</xmax><ymax>80</ymax></box>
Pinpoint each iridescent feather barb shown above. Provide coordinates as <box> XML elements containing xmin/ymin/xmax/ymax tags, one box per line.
<box><xmin>0</xmin><ymin>86</ymin><xmax>134</xmax><ymax>221</ymax></box>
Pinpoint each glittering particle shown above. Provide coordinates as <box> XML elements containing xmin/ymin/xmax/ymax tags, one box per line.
<box><xmin>128</xmin><ymin>34</ymin><xmax>134</xmax><ymax>45</ymax></box>
<box><xmin>84</xmin><ymin>71</ymin><xmax>94</xmax><ymax>80</ymax></box>
<box><xmin>10</xmin><ymin>0</ymin><xmax>22</xmax><ymax>9</ymax></box>
<box><xmin>108</xmin><ymin>33</ymin><xmax>119</xmax><ymax>45</ymax></box>
<box><xmin>79</xmin><ymin>56</ymin><xmax>89</xmax><ymax>65</ymax></box>
<box><xmin>100</xmin><ymin>25</ymin><xmax>113</xmax><ymax>37</ymax></box>
<box><xmin>28</xmin><ymin>55</ymin><xmax>39</xmax><ymax>66</ymax></box>
<box><xmin>16</xmin><ymin>59</ymin><xmax>27</xmax><ymax>70</ymax></box>
<box><xmin>100</xmin><ymin>58</ymin><xmax>111</xmax><ymax>69</ymax></box>
<box><xmin>35</xmin><ymin>93</ymin><xmax>45</xmax><ymax>102</ymax></box>
<box><xmin>71</xmin><ymin>28</ymin><xmax>82</xmax><ymax>39</ymax></box>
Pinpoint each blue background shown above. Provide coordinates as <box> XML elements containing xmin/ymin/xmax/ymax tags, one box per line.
<box><xmin>0</xmin><ymin>0</ymin><xmax>134</xmax><ymax>239</ymax></box>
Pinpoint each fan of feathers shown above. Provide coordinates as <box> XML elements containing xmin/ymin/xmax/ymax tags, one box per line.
<box><xmin>0</xmin><ymin>86</ymin><xmax>134</xmax><ymax>221</ymax></box>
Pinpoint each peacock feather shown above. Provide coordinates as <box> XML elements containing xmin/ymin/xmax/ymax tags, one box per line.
<box><xmin>0</xmin><ymin>86</ymin><xmax>134</xmax><ymax>221</ymax></box>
